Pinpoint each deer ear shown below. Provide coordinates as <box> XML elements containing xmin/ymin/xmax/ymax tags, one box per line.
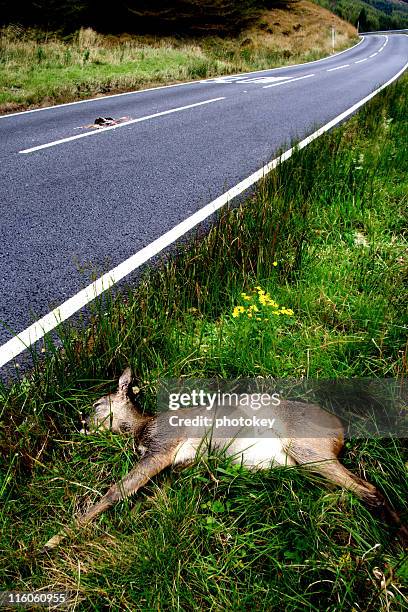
<box><xmin>118</xmin><ymin>367</ymin><xmax>132</xmax><ymax>396</ymax></box>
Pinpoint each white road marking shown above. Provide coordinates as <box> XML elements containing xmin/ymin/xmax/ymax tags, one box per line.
<box><xmin>19</xmin><ymin>97</ymin><xmax>226</xmax><ymax>154</ymax></box>
<box><xmin>1</xmin><ymin>57</ymin><xmax>407</xmax><ymax>369</ymax></box>
<box><xmin>207</xmin><ymin>75</ymin><xmax>247</xmax><ymax>84</ymax></box>
<box><xmin>370</xmin><ymin>52</ymin><xmax>378</xmax><ymax>57</ymax></box>
<box><xmin>327</xmin><ymin>64</ymin><xmax>350</xmax><ymax>72</ymax></box>
<box><xmin>263</xmin><ymin>73</ymin><xmax>315</xmax><ymax>88</ymax></box>
<box><xmin>210</xmin><ymin>75</ymin><xmax>292</xmax><ymax>85</ymax></box>
<box><xmin>355</xmin><ymin>58</ymin><xmax>368</xmax><ymax>64</ymax></box>
<box><xmin>238</xmin><ymin>76</ymin><xmax>291</xmax><ymax>84</ymax></box>
<box><xmin>0</xmin><ymin>38</ymin><xmax>366</xmax><ymax>120</ymax></box>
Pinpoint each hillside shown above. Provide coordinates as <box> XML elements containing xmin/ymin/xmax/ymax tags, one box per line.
<box><xmin>313</xmin><ymin>0</ymin><xmax>408</xmax><ymax>30</ymax></box>
<box><xmin>0</xmin><ymin>1</ymin><xmax>336</xmax><ymax>34</ymax></box>
<box><xmin>0</xmin><ymin>1</ymin><xmax>356</xmax><ymax>114</ymax></box>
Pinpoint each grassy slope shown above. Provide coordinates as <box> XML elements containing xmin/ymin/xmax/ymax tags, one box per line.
<box><xmin>1</xmin><ymin>71</ymin><xmax>407</xmax><ymax>609</ymax></box>
<box><xmin>0</xmin><ymin>1</ymin><xmax>356</xmax><ymax>114</ymax></box>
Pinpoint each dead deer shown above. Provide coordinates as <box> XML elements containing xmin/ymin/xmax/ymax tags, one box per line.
<box><xmin>43</xmin><ymin>368</ymin><xmax>407</xmax><ymax>550</ymax></box>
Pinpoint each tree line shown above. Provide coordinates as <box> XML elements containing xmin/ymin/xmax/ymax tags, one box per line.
<box><xmin>314</xmin><ymin>0</ymin><xmax>408</xmax><ymax>32</ymax></box>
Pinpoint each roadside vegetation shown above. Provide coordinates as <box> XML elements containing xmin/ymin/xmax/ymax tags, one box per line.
<box><xmin>1</xmin><ymin>71</ymin><xmax>407</xmax><ymax>609</ymax></box>
<box><xmin>0</xmin><ymin>1</ymin><xmax>356</xmax><ymax>114</ymax></box>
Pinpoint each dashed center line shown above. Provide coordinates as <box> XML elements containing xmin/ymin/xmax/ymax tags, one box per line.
<box><xmin>263</xmin><ymin>73</ymin><xmax>315</xmax><ymax>88</ymax></box>
<box><xmin>19</xmin><ymin>97</ymin><xmax>226</xmax><ymax>154</ymax></box>
<box><xmin>327</xmin><ymin>64</ymin><xmax>350</xmax><ymax>72</ymax></box>
<box><xmin>353</xmin><ymin>34</ymin><xmax>388</xmax><ymax>64</ymax></box>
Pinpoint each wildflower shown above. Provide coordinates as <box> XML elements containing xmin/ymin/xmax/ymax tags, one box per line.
<box><xmin>241</xmin><ymin>292</ymin><xmax>252</xmax><ymax>301</ymax></box>
<box><xmin>248</xmin><ymin>305</ymin><xmax>259</xmax><ymax>313</ymax></box>
<box><xmin>232</xmin><ymin>305</ymin><xmax>245</xmax><ymax>318</ymax></box>
<box><xmin>273</xmin><ymin>261</ymin><xmax>278</xmax><ymax>267</ymax></box>
<box><xmin>265</xmin><ymin>298</ymin><xmax>279</xmax><ymax>308</ymax></box>
<box><xmin>258</xmin><ymin>292</ymin><xmax>278</xmax><ymax>308</ymax></box>
<box><xmin>279</xmin><ymin>308</ymin><xmax>294</xmax><ymax>316</ymax></box>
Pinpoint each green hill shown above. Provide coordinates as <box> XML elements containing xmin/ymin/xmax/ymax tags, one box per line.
<box><xmin>312</xmin><ymin>0</ymin><xmax>408</xmax><ymax>30</ymax></box>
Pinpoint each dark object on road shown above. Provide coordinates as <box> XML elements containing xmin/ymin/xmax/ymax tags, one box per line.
<box><xmin>82</xmin><ymin>116</ymin><xmax>130</xmax><ymax>129</ymax></box>
<box><xmin>94</xmin><ymin>116</ymin><xmax>116</xmax><ymax>126</ymax></box>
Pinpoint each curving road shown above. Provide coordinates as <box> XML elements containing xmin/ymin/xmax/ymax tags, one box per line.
<box><xmin>0</xmin><ymin>33</ymin><xmax>407</xmax><ymax>371</ymax></box>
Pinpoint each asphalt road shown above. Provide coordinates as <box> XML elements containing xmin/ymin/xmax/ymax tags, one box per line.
<box><xmin>0</xmin><ymin>33</ymin><xmax>407</xmax><ymax>372</ymax></box>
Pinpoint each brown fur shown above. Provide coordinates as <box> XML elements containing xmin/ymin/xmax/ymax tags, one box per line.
<box><xmin>43</xmin><ymin>368</ymin><xmax>407</xmax><ymax>551</ymax></box>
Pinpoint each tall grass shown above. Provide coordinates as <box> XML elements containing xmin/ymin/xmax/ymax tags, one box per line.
<box><xmin>0</xmin><ymin>76</ymin><xmax>407</xmax><ymax>610</ymax></box>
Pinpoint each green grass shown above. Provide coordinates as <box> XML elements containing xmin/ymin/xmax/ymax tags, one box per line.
<box><xmin>0</xmin><ymin>76</ymin><xmax>407</xmax><ymax>610</ymax></box>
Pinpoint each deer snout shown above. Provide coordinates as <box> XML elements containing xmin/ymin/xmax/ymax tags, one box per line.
<box><xmin>79</xmin><ymin>399</ymin><xmax>114</xmax><ymax>434</ymax></box>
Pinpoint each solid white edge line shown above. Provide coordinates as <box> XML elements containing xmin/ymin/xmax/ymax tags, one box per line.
<box><xmin>1</xmin><ymin>57</ymin><xmax>407</xmax><ymax>369</ymax></box>
<box><xmin>263</xmin><ymin>74</ymin><xmax>314</xmax><ymax>88</ymax></box>
<box><xmin>0</xmin><ymin>38</ymin><xmax>367</xmax><ymax>120</ymax></box>
<box><xmin>19</xmin><ymin>97</ymin><xmax>226</xmax><ymax>154</ymax></box>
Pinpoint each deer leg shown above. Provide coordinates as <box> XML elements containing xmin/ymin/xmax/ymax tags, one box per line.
<box><xmin>288</xmin><ymin>439</ymin><xmax>408</xmax><ymax>547</ymax></box>
<box><xmin>42</xmin><ymin>448</ymin><xmax>176</xmax><ymax>551</ymax></box>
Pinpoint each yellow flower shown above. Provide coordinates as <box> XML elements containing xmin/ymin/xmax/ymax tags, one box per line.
<box><xmin>248</xmin><ymin>305</ymin><xmax>259</xmax><ymax>313</ymax></box>
<box><xmin>279</xmin><ymin>308</ymin><xmax>294</xmax><ymax>316</ymax></box>
<box><xmin>273</xmin><ymin>261</ymin><xmax>278</xmax><ymax>267</ymax></box>
<box><xmin>259</xmin><ymin>292</ymin><xmax>279</xmax><ymax>308</ymax></box>
<box><xmin>232</xmin><ymin>305</ymin><xmax>245</xmax><ymax>318</ymax></box>
<box><xmin>241</xmin><ymin>292</ymin><xmax>252</xmax><ymax>301</ymax></box>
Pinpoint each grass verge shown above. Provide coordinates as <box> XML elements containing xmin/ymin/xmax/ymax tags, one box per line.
<box><xmin>0</xmin><ymin>1</ymin><xmax>356</xmax><ymax>113</ymax></box>
<box><xmin>0</xmin><ymin>75</ymin><xmax>407</xmax><ymax>609</ymax></box>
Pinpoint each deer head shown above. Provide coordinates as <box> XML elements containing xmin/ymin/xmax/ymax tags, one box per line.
<box><xmin>82</xmin><ymin>368</ymin><xmax>146</xmax><ymax>435</ymax></box>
